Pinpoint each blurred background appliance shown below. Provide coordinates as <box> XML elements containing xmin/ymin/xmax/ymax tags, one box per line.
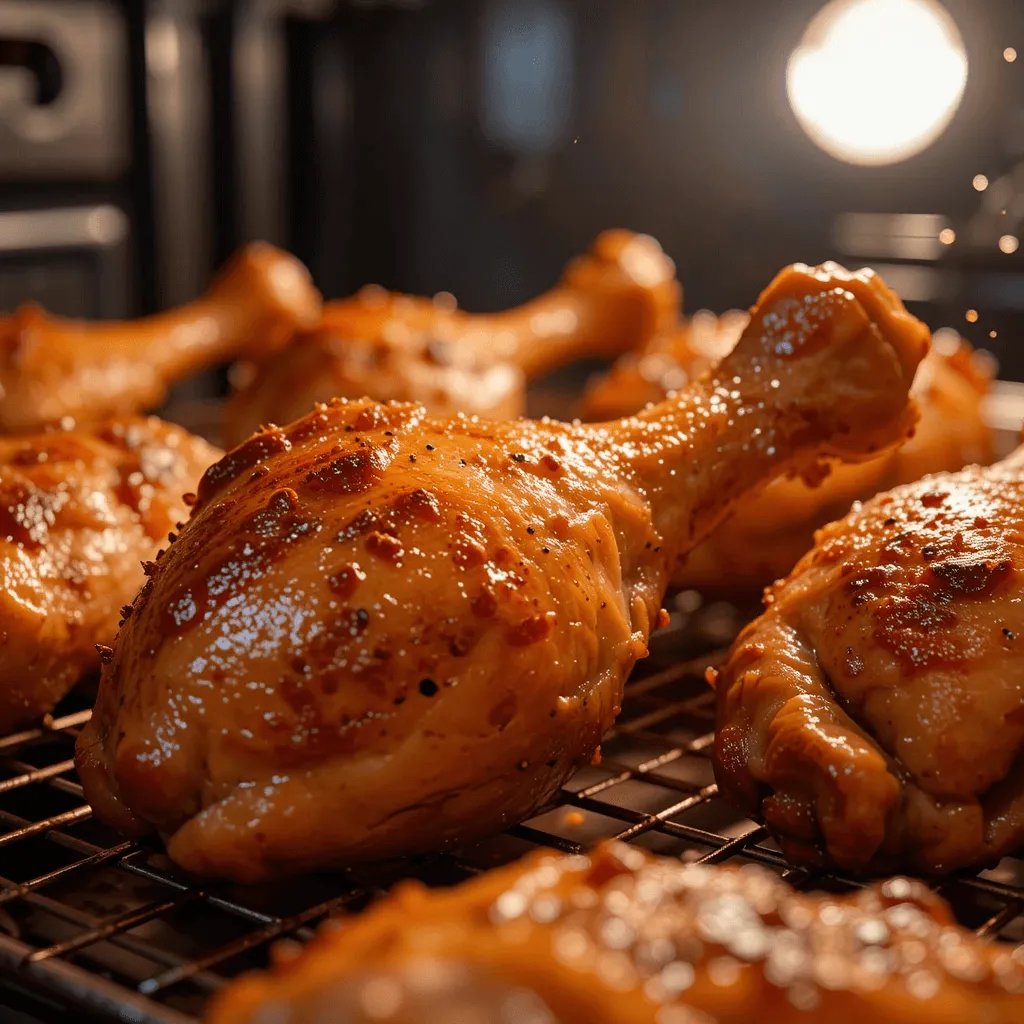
<box><xmin>1</xmin><ymin>0</ymin><xmax>1023</xmax><ymax>367</ymax></box>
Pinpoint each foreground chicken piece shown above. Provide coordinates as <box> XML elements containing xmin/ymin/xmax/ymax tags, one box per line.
<box><xmin>713</xmin><ymin>447</ymin><xmax>1024</xmax><ymax>875</ymax></box>
<box><xmin>222</xmin><ymin>230</ymin><xmax>680</xmax><ymax>445</ymax></box>
<box><xmin>76</xmin><ymin>261</ymin><xmax>928</xmax><ymax>881</ymax></box>
<box><xmin>0</xmin><ymin>418</ymin><xmax>219</xmax><ymax>731</ymax></box>
<box><xmin>207</xmin><ymin>841</ymin><xmax>1024</xmax><ymax>1024</ymax></box>
<box><xmin>583</xmin><ymin>319</ymin><xmax>995</xmax><ymax>594</ymax></box>
<box><xmin>0</xmin><ymin>243</ymin><xmax>321</xmax><ymax>434</ymax></box>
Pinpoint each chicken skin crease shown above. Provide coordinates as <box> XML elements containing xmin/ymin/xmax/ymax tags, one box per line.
<box><xmin>713</xmin><ymin>447</ymin><xmax>1024</xmax><ymax>875</ymax></box>
<box><xmin>0</xmin><ymin>242</ymin><xmax>321</xmax><ymax>434</ymax></box>
<box><xmin>223</xmin><ymin>230</ymin><xmax>680</xmax><ymax>446</ymax></box>
<box><xmin>207</xmin><ymin>841</ymin><xmax>1024</xmax><ymax>1024</ymax></box>
<box><xmin>0</xmin><ymin>417</ymin><xmax>220</xmax><ymax>732</ymax></box>
<box><xmin>76</xmin><ymin>261</ymin><xmax>928</xmax><ymax>882</ymax></box>
<box><xmin>582</xmin><ymin>317</ymin><xmax>994</xmax><ymax>595</ymax></box>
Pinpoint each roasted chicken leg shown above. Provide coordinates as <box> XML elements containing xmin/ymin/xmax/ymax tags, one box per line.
<box><xmin>0</xmin><ymin>243</ymin><xmax>321</xmax><ymax>434</ymax></box>
<box><xmin>76</xmin><ymin>262</ymin><xmax>928</xmax><ymax>881</ymax></box>
<box><xmin>0</xmin><ymin>417</ymin><xmax>219</xmax><ymax>731</ymax></box>
<box><xmin>222</xmin><ymin>230</ymin><xmax>680</xmax><ymax>446</ymax></box>
<box><xmin>208</xmin><ymin>842</ymin><xmax>1024</xmax><ymax>1024</ymax></box>
<box><xmin>713</xmin><ymin>447</ymin><xmax>1024</xmax><ymax>875</ymax></box>
<box><xmin>583</xmin><ymin>319</ymin><xmax>995</xmax><ymax>594</ymax></box>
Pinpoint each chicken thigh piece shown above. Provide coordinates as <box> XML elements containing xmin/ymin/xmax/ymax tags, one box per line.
<box><xmin>583</xmin><ymin>320</ymin><xmax>994</xmax><ymax>594</ymax></box>
<box><xmin>0</xmin><ymin>417</ymin><xmax>219</xmax><ymax>732</ymax></box>
<box><xmin>222</xmin><ymin>230</ymin><xmax>680</xmax><ymax>445</ymax></box>
<box><xmin>209</xmin><ymin>842</ymin><xmax>1024</xmax><ymax>1024</ymax></box>
<box><xmin>0</xmin><ymin>243</ymin><xmax>321</xmax><ymax>434</ymax></box>
<box><xmin>76</xmin><ymin>261</ymin><xmax>928</xmax><ymax>881</ymax></box>
<box><xmin>713</xmin><ymin>447</ymin><xmax>1024</xmax><ymax>876</ymax></box>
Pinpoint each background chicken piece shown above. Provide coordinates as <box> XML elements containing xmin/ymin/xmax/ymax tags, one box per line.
<box><xmin>207</xmin><ymin>842</ymin><xmax>1024</xmax><ymax>1024</ymax></box>
<box><xmin>75</xmin><ymin>261</ymin><xmax>927</xmax><ymax>882</ymax></box>
<box><xmin>0</xmin><ymin>242</ymin><xmax>322</xmax><ymax>435</ymax></box>
<box><xmin>713</xmin><ymin>447</ymin><xmax>1024</xmax><ymax>876</ymax></box>
<box><xmin>222</xmin><ymin>230</ymin><xmax>681</xmax><ymax>446</ymax></box>
<box><xmin>582</xmin><ymin>318</ymin><xmax>995</xmax><ymax>595</ymax></box>
<box><xmin>0</xmin><ymin>417</ymin><xmax>220</xmax><ymax>732</ymax></box>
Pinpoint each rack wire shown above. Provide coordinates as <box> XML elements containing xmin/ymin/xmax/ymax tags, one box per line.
<box><xmin>0</xmin><ymin>599</ymin><xmax>1020</xmax><ymax>1023</ymax></box>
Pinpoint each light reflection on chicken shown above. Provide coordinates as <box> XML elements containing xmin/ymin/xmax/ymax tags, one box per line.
<box><xmin>222</xmin><ymin>231</ymin><xmax>681</xmax><ymax>446</ymax></box>
<box><xmin>0</xmin><ymin>417</ymin><xmax>219</xmax><ymax>731</ymax></box>
<box><xmin>207</xmin><ymin>842</ymin><xmax>1024</xmax><ymax>1024</ymax></box>
<box><xmin>0</xmin><ymin>243</ymin><xmax>321</xmax><ymax>435</ymax></box>
<box><xmin>76</xmin><ymin>262</ymin><xmax>928</xmax><ymax>882</ymax></box>
<box><xmin>714</xmin><ymin>446</ymin><xmax>1024</xmax><ymax>876</ymax></box>
<box><xmin>582</xmin><ymin>319</ymin><xmax>995</xmax><ymax>594</ymax></box>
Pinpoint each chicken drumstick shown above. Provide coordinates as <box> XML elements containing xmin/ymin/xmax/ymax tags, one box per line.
<box><xmin>582</xmin><ymin>318</ymin><xmax>994</xmax><ymax>594</ymax></box>
<box><xmin>713</xmin><ymin>446</ymin><xmax>1024</xmax><ymax>875</ymax></box>
<box><xmin>222</xmin><ymin>230</ymin><xmax>680</xmax><ymax>446</ymax></box>
<box><xmin>76</xmin><ymin>262</ymin><xmax>928</xmax><ymax>881</ymax></box>
<box><xmin>0</xmin><ymin>242</ymin><xmax>321</xmax><ymax>434</ymax></box>
<box><xmin>209</xmin><ymin>842</ymin><xmax>1024</xmax><ymax>1024</ymax></box>
<box><xmin>0</xmin><ymin>417</ymin><xmax>219</xmax><ymax>732</ymax></box>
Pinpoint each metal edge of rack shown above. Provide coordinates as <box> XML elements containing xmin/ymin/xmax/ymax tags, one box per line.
<box><xmin>0</xmin><ymin>929</ymin><xmax>193</xmax><ymax>1024</ymax></box>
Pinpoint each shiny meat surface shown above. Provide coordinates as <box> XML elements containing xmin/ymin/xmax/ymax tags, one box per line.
<box><xmin>583</xmin><ymin>320</ymin><xmax>994</xmax><ymax>594</ymax></box>
<box><xmin>76</xmin><ymin>262</ymin><xmax>928</xmax><ymax>881</ymax></box>
<box><xmin>222</xmin><ymin>231</ymin><xmax>680</xmax><ymax>446</ymax></box>
<box><xmin>713</xmin><ymin>448</ymin><xmax>1024</xmax><ymax>874</ymax></box>
<box><xmin>0</xmin><ymin>243</ymin><xmax>321</xmax><ymax>434</ymax></box>
<box><xmin>0</xmin><ymin>417</ymin><xmax>219</xmax><ymax>731</ymax></box>
<box><xmin>206</xmin><ymin>842</ymin><xmax>1024</xmax><ymax>1024</ymax></box>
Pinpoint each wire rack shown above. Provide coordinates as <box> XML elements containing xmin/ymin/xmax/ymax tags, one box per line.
<box><xmin>0</xmin><ymin>598</ymin><xmax>1020</xmax><ymax>1023</ymax></box>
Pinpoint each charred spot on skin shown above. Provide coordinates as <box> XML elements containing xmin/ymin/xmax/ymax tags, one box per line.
<box><xmin>365</xmin><ymin>531</ymin><xmax>404</xmax><ymax>563</ymax></box>
<box><xmin>472</xmin><ymin>588</ymin><xmax>498</xmax><ymax>619</ymax></box>
<box><xmin>920</xmin><ymin>491</ymin><xmax>948</xmax><ymax>509</ymax></box>
<box><xmin>327</xmin><ymin>563</ymin><xmax>366</xmax><ymax>599</ymax></box>
<box><xmin>1003</xmin><ymin>627</ymin><xmax>1016</xmax><ymax>641</ymax></box>
<box><xmin>510</xmin><ymin>453</ymin><xmax>526</xmax><ymax>464</ymax></box>
<box><xmin>198</xmin><ymin>428</ymin><xmax>291</xmax><ymax>504</ymax></box>
<box><xmin>419</xmin><ymin>678</ymin><xmax>439</xmax><ymax>697</ymax></box>
<box><xmin>304</xmin><ymin>446</ymin><xmax>391</xmax><ymax>495</ymax></box>
<box><xmin>452</xmin><ymin>538</ymin><xmax>486</xmax><ymax>569</ymax></box>
<box><xmin>507</xmin><ymin>613</ymin><xmax>553</xmax><ymax>647</ymax></box>
<box><xmin>96</xmin><ymin>644</ymin><xmax>114</xmax><ymax>665</ymax></box>
<box><xmin>284</xmin><ymin>409</ymin><xmax>333</xmax><ymax>445</ymax></box>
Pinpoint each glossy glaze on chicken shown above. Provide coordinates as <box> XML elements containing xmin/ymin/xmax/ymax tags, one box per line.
<box><xmin>207</xmin><ymin>841</ymin><xmax>1024</xmax><ymax>1024</ymax></box>
<box><xmin>583</xmin><ymin>316</ymin><xmax>994</xmax><ymax>594</ymax></box>
<box><xmin>714</xmin><ymin>447</ymin><xmax>1024</xmax><ymax>875</ymax></box>
<box><xmin>0</xmin><ymin>417</ymin><xmax>219</xmax><ymax>731</ymax></box>
<box><xmin>0</xmin><ymin>243</ymin><xmax>321</xmax><ymax>434</ymax></box>
<box><xmin>223</xmin><ymin>230</ymin><xmax>680</xmax><ymax>445</ymax></box>
<box><xmin>76</xmin><ymin>262</ymin><xmax>928</xmax><ymax>881</ymax></box>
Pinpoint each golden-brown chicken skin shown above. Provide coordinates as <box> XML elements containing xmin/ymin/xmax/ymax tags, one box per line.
<box><xmin>75</xmin><ymin>261</ymin><xmax>928</xmax><ymax>882</ymax></box>
<box><xmin>713</xmin><ymin>447</ymin><xmax>1024</xmax><ymax>876</ymax></box>
<box><xmin>582</xmin><ymin>320</ymin><xmax>994</xmax><ymax>595</ymax></box>
<box><xmin>0</xmin><ymin>417</ymin><xmax>219</xmax><ymax>732</ymax></box>
<box><xmin>207</xmin><ymin>841</ymin><xmax>1024</xmax><ymax>1024</ymax></box>
<box><xmin>222</xmin><ymin>230</ymin><xmax>681</xmax><ymax>446</ymax></box>
<box><xmin>0</xmin><ymin>243</ymin><xmax>321</xmax><ymax>434</ymax></box>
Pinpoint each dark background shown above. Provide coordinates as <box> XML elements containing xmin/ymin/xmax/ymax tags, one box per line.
<box><xmin>1</xmin><ymin>0</ymin><xmax>1023</xmax><ymax>369</ymax></box>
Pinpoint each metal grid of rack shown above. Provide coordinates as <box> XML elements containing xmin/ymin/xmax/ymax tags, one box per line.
<box><xmin>0</xmin><ymin>602</ymin><xmax>1020</xmax><ymax>1023</ymax></box>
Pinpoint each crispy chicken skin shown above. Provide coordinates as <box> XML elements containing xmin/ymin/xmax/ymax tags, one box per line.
<box><xmin>0</xmin><ymin>243</ymin><xmax>321</xmax><ymax>434</ymax></box>
<box><xmin>0</xmin><ymin>417</ymin><xmax>219</xmax><ymax>732</ymax></box>
<box><xmin>582</xmin><ymin>320</ymin><xmax>994</xmax><ymax>594</ymax></box>
<box><xmin>76</xmin><ymin>262</ymin><xmax>928</xmax><ymax>882</ymax></box>
<box><xmin>222</xmin><ymin>230</ymin><xmax>680</xmax><ymax>446</ymax></box>
<box><xmin>207</xmin><ymin>842</ymin><xmax>1024</xmax><ymax>1024</ymax></box>
<box><xmin>713</xmin><ymin>447</ymin><xmax>1024</xmax><ymax>875</ymax></box>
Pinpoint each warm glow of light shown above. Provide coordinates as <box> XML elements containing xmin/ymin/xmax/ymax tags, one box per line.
<box><xmin>974</xmin><ymin>174</ymin><xmax>990</xmax><ymax>191</ymax></box>
<box><xmin>939</xmin><ymin>228</ymin><xmax>956</xmax><ymax>244</ymax></box>
<box><xmin>786</xmin><ymin>0</ymin><xmax>968</xmax><ymax>166</ymax></box>
<box><xmin>1006</xmin><ymin>47</ymin><xmax>1018</xmax><ymax>63</ymax></box>
<box><xmin>999</xmin><ymin>234</ymin><xmax>1020</xmax><ymax>254</ymax></box>
<box><xmin>990</xmin><ymin>330</ymin><xmax>999</xmax><ymax>339</ymax></box>
<box><xmin>966</xmin><ymin>309</ymin><xmax>979</xmax><ymax>323</ymax></box>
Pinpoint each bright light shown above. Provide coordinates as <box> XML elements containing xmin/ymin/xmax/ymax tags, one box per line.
<box><xmin>974</xmin><ymin>174</ymin><xmax>990</xmax><ymax>191</ymax></box>
<box><xmin>786</xmin><ymin>0</ymin><xmax>968</xmax><ymax>166</ymax></box>
<box><xmin>1006</xmin><ymin>47</ymin><xmax>1018</xmax><ymax>63</ymax></box>
<box><xmin>966</xmin><ymin>309</ymin><xmax>979</xmax><ymax>323</ymax></box>
<box><xmin>999</xmin><ymin>234</ymin><xmax>1020</xmax><ymax>254</ymax></box>
<box><xmin>939</xmin><ymin>228</ymin><xmax>956</xmax><ymax>245</ymax></box>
